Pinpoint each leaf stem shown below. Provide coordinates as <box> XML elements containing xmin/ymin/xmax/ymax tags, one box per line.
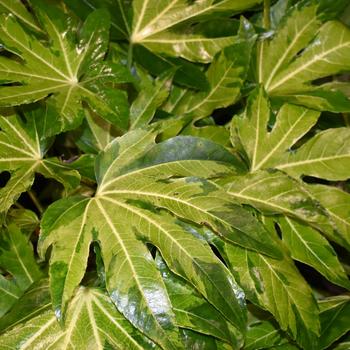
<box><xmin>14</xmin><ymin>202</ymin><xmax>25</xmax><ymax>210</ymax></box>
<box><xmin>28</xmin><ymin>190</ymin><xmax>43</xmax><ymax>214</ymax></box>
<box><xmin>263</xmin><ymin>0</ymin><xmax>271</xmax><ymax>30</ymax></box>
<box><xmin>127</xmin><ymin>43</ymin><xmax>133</xmax><ymax>70</ymax></box>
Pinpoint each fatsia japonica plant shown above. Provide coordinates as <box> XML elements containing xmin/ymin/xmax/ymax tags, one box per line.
<box><xmin>0</xmin><ymin>0</ymin><xmax>350</xmax><ymax>349</ymax></box>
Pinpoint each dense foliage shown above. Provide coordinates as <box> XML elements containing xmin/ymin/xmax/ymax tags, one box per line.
<box><xmin>0</xmin><ymin>0</ymin><xmax>350</xmax><ymax>349</ymax></box>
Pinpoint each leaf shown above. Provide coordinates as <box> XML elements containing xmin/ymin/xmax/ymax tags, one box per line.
<box><xmin>156</xmin><ymin>252</ymin><xmax>242</xmax><ymax>347</ymax></box>
<box><xmin>245</xmin><ymin>319</ymin><xmax>286</xmax><ymax>350</ymax></box>
<box><xmin>65</xmin><ymin>0</ymin><xmax>131</xmax><ymax>40</ymax></box>
<box><xmin>0</xmin><ymin>279</ymin><xmax>51</xmax><ymax>333</ymax></box>
<box><xmin>39</xmin><ymin>131</ymin><xmax>284</xmax><ymax>346</ymax></box>
<box><xmin>279</xmin><ymin>216</ymin><xmax>350</xmax><ymax>289</ymax></box>
<box><xmin>307</xmin><ymin>184</ymin><xmax>350</xmax><ymax>249</ymax></box>
<box><xmin>318</xmin><ymin>296</ymin><xmax>350</xmax><ymax>349</ymax></box>
<box><xmin>166</xmin><ymin>36</ymin><xmax>254</xmax><ymax>120</ymax></box>
<box><xmin>181</xmin><ymin>121</ymin><xmax>230</xmax><ymax>146</ymax></box>
<box><xmin>0</xmin><ymin>110</ymin><xmax>80</xmax><ymax>212</ymax></box>
<box><xmin>130</xmin><ymin>0</ymin><xmax>261</xmax><ymax>62</ymax></box>
<box><xmin>0</xmin><ymin>224</ymin><xmax>42</xmax><ymax>317</ymax></box>
<box><xmin>6</xmin><ymin>208</ymin><xmax>39</xmax><ymax>236</ymax></box>
<box><xmin>0</xmin><ymin>3</ymin><xmax>132</xmax><ymax>131</ymax></box>
<box><xmin>75</xmin><ymin>110</ymin><xmax>120</xmax><ymax>154</ymax></box>
<box><xmin>130</xmin><ymin>70</ymin><xmax>173</xmax><ymax>129</ymax></box>
<box><xmin>276</xmin><ymin>128</ymin><xmax>350</xmax><ymax>181</ymax></box>
<box><xmin>232</xmin><ymin>86</ymin><xmax>350</xmax><ymax>180</ymax></box>
<box><xmin>220</xmin><ymin>241</ymin><xmax>320</xmax><ymax>350</ymax></box>
<box><xmin>0</xmin><ymin>287</ymin><xmax>158</xmax><ymax>350</ymax></box>
<box><xmin>0</xmin><ymin>0</ymin><xmax>42</xmax><ymax>33</ymax></box>
<box><xmin>179</xmin><ymin>328</ymin><xmax>232</xmax><ymax>350</ymax></box>
<box><xmin>232</xmin><ymin>86</ymin><xmax>320</xmax><ymax>172</ymax></box>
<box><xmin>226</xmin><ymin>170</ymin><xmax>331</xmax><ymax>233</ymax></box>
<box><xmin>133</xmin><ymin>46</ymin><xmax>209</xmax><ymax>91</ymax></box>
<box><xmin>258</xmin><ymin>1</ymin><xmax>350</xmax><ymax>112</ymax></box>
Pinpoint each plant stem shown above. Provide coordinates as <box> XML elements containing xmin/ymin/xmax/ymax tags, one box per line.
<box><xmin>263</xmin><ymin>0</ymin><xmax>271</xmax><ymax>30</ymax></box>
<box><xmin>28</xmin><ymin>190</ymin><xmax>43</xmax><ymax>214</ymax></box>
<box><xmin>343</xmin><ymin>113</ymin><xmax>350</xmax><ymax>127</ymax></box>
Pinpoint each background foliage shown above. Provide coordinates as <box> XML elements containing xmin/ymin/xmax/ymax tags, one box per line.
<box><xmin>0</xmin><ymin>0</ymin><xmax>350</xmax><ymax>349</ymax></box>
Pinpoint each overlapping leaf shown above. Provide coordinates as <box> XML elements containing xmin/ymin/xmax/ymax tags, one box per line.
<box><xmin>219</xmin><ymin>240</ymin><xmax>320</xmax><ymax>350</ymax></box>
<box><xmin>163</xmin><ymin>29</ymin><xmax>254</xmax><ymax>120</ymax></box>
<box><xmin>0</xmin><ymin>0</ymin><xmax>42</xmax><ymax>33</ymax></box>
<box><xmin>39</xmin><ymin>129</ymin><xmax>283</xmax><ymax>348</ymax></box>
<box><xmin>0</xmin><ymin>224</ymin><xmax>42</xmax><ymax>318</ymax></box>
<box><xmin>279</xmin><ymin>216</ymin><xmax>350</xmax><ymax>289</ymax></box>
<box><xmin>257</xmin><ymin>1</ymin><xmax>350</xmax><ymax>112</ymax></box>
<box><xmin>229</xmin><ymin>86</ymin><xmax>350</xmax><ymax>248</ymax></box>
<box><xmin>0</xmin><ymin>108</ymin><xmax>80</xmax><ymax>212</ymax></box>
<box><xmin>0</xmin><ymin>1</ymin><xmax>132</xmax><ymax>131</ymax></box>
<box><xmin>318</xmin><ymin>296</ymin><xmax>350</xmax><ymax>349</ymax></box>
<box><xmin>0</xmin><ymin>286</ymin><xmax>158</xmax><ymax>350</ymax></box>
<box><xmin>67</xmin><ymin>0</ymin><xmax>262</xmax><ymax>63</ymax></box>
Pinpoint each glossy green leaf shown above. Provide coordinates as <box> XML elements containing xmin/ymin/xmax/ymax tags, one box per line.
<box><xmin>129</xmin><ymin>0</ymin><xmax>261</xmax><ymax>62</ymax></box>
<box><xmin>245</xmin><ymin>319</ymin><xmax>286</xmax><ymax>350</ymax></box>
<box><xmin>180</xmin><ymin>328</ymin><xmax>232</xmax><ymax>350</ymax></box>
<box><xmin>307</xmin><ymin>184</ymin><xmax>350</xmax><ymax>249</ymax></box>
<box><xmin>156</xmin><ymin>253</ymin><xmax>242</xmax><ymax>347</ymax></box>
<box><xmin>0</xmin><ymin>279</ymin><xmax>51</xmax><ymax>333</ymax></box>
<box><xmin>232</xmin><ymin>87</ymin><xmax>320</xmax><ymax>172</ymax></box>
<box><xmin>226</xmin><ymin>170</ymin><xmax>331</xmax><ymax>232</ymax></box>
<box><xmin>165</xmin><ymin>37</ymin><xmax>254</xmax><ymax>120</ymax></box>
<box><xmin>276</xmin><ymin>127</ymin><xmax>350</xmax><ymax>181</ymax></box>
<box><xmin>0</xmin><ymin>287</ymin><xmax>158</xmax><ymax>349</ymax></box>
<box><xmin>75</xmin><ymin>110</ymin><xmax>120</xmax><ymax>154</ymax></box>
<box><xmin>0</xmin><ymin>112</ymin><xmax>80</xmax><ymax>212</ymax></box>
<box><xmin>319</xmin><ymin>296</ymin><xmax>350</xmax><ymax>349</ymax></box>
<box><xmin>232</xmin><ymin>86</ymin><xmax>350</xmax><ymax>180</ymax></box>
<box><xmin>39</xmin><ymin>130</ymin><xmax>284</xmax><ymax>346</ymax></box>
<box><xmin>65</xmin><ymin>0</ymin><xmax>131</xmax><ymax>40</ymax></box>
<box><xmin>0</xmin><ymin>0</ymin><xmax>42</xmax><ymax>33</ymax></box>
<box><xmin>6</xmin><ymin>208</ymin><xmax>39</xmax><ymax>236</ymax></box>
<box><xmin>0</xmin><ymin>3</ymin><xmax>132</xmax><ymax>131</ymax></box>
<box><xmin>0</xmin><ymin>224</ymin><xmax>42</xmax><ymax>317</ymax></box>
<box><xmin>279</xmin><ymin>216</ymin><xmax>350</xmax><ymax>289</ymax></box>
<box><xmin>258</xmin><ymin>1</ymin><xmax>350</xmax><ymax>112</ymax></box>
<box><xmin>221</xmin><ymin>242</ymin><xmax>320</xmax><ymax>350</ymax></box>
<box><xmin>130</xmin><ymin>70</ymin><xmax>173</xmax><ymax>129</ymax></box>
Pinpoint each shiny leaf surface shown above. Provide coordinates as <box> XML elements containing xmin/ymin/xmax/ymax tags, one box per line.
<box><xmin>0</xmin><ymin>2</ymin><xmax>132</xmax><ymax>131</ymax></box>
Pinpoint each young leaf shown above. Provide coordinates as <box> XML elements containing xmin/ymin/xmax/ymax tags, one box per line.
<box><xmin>130</xmin><ymin>70</ymin><xmax>173</xmax><ymax>129</ymax></box>
<box><xmin>0</xmin><ymin>3</ymin><xmax>132</xmax><ymax>131</ymax></box>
